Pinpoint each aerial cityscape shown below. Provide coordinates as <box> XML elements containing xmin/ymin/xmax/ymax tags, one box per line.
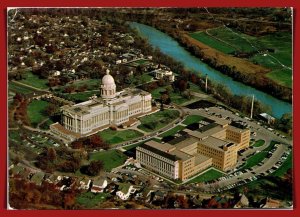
<box><xmin>7</xmin><ymin>8</ymin><xmax>292</xmax><ymax>209</ymax></box>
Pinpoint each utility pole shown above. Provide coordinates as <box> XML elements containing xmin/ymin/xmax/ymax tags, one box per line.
<box><xmin>250</xmin><ymin>94</ymin><xmax>254</xmax><ymax>119</ymax></box>
<box><xmin>205</xmin><ymin>74</ymin><xmax>208</xmax><ymax>93</ymax></box>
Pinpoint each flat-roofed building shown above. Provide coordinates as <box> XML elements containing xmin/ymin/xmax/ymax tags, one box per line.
<box><xmin>136</xmin><ymin>117</ymin><xmax>250</xmax><ymax>179</ymax></box>
<box><xmin>136</xmin><ymin>139</ymin><xmax>212</xmax><ymax>181</ymax></box>
<box><xmin>226</xmin><ymin>125</ymin><xmax>250</xmax><ymax>151</ymax></box>
<box><xmin>198</xmin><ymin>137</ymin><xmax>238</xmax><ymax>171</ymax></box>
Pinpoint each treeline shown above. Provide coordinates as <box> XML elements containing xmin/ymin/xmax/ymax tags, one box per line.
<box><xmin>9</xmin><ymin>176</ymin><xmax>80</xmax><ymax>209</ymax></box>
<box><xmin>9</xmin><ymin>93</ymin><xmax>30</xmax><ymax>127</ymax></box>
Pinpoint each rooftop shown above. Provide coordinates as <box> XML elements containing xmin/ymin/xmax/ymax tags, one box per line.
<box><xmin>199</xmin><ymin>136</ymin><xmax>231</xmax><ymax>151</ymax></box>
<box><xmin>173</xmin><ymin>137</ymin><xmax>198</xmax><ymax>150</ymax></box>
<box><xmin>194</xmin><ymin>154</ymin><xmax>212</xmax><ymax>165</ymax></box>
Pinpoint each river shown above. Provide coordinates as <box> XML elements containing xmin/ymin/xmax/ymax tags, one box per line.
<box><xmin>129</xmin><ymin>22</ymin><xmax>292</xmax><ymax>119</ymax></box>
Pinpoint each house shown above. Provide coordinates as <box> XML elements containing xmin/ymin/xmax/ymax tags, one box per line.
<box><xmin>153</xmin><ymin>69</ymin><xmax>175</xmax><ymax>82</ymax></box>
<box><xmin>79</xmin><ymin>177</ymin><xmax>92</xmax><ymax>190</ymax></box>
<box><xmin>91</xmin><ymin>178</ymin><xmax>108</xmax><ymax>193</ymax></box>
<box><xmin>116</xmin><ymin>183</ymin><xmax>136</xmax><ymax>200</ymax></box>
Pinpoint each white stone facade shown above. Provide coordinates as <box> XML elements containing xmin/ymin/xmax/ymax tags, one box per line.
<box><xmin>60</xmin><ymin>72</ymin><xmax>152</xmax><ymax>135</ymax></box>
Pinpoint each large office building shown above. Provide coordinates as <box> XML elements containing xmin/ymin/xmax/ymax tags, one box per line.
<box><xmin>50</xmin><ymin>71</ymin><xmax>152</xmax><ymax>141</ymax></box>
<box><xmin>136</xmin><ymin>117</ymin><xmax>250</xmax><ymax>181</ymax></box>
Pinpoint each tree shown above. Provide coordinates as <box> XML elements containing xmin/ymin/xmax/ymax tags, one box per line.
<box><xmin>45</xmin><ymin>103</ymin><xmax>59</xmax><ymax>116</ymax></box>
<box><xmin>83</xmin><ymin>160</ymin><xmax>104</xmax><ymax>176</ymax></box>
<box><xmin>47</xmin><ymin>147</ymin><xmax>57</xmax><ymax>161</ymax></box>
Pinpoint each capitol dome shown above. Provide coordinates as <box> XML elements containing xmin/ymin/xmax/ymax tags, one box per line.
<box><xmin>102</xmin><ymin>71</ymin><xmax>115</xmax><ymax>85</ymax></box>
<box><xmin>101</xmin><ymin>70</ymin><xmax>116</xmax><ymax>100</ymax></box>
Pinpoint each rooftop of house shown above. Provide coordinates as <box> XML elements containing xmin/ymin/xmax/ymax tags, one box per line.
<box><xmin>118</xmin><ymin>183</ymin><xmax>132</xmax><ymax>194</ymax></box>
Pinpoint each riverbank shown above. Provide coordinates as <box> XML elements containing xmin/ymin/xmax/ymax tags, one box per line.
<box><xmin>135</xmin><ymin>21</ymin><xmax>292</xmax><ymax>103</ymax></box>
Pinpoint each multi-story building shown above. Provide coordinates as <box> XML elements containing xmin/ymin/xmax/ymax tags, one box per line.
<box><xmin>136</xmin><ymin>117</ymin><xmax>250</xmax><ymax>180</ymax></box>
<box><xmin>50</xmin><ymin>71</ymin><xmax>152</xmax><ymax>141</ymax></box>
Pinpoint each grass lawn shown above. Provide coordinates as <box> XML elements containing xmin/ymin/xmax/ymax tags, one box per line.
<box><xmin>187</xmin><ymin>168</ymin><xmax>223</xmax><ymax>184</ymax></box>
<box><xmin>9</xmin><ymin>131</ymin><xmax>21</xmax><ymax>142</ymax></box>
<box><xmin>151</xmin><ymin>86</ymin><xmax>194</xmax><ymax>105</ymax></box>
<box><xmin>183</xmin><ymin>115</ymin><xmax>205</xmax><ymax>125</ymax></box>
<box><xmin>89</xmin><ymin>150</ymin><xmax>128</xmax><ymax>171</ymax></box>
<box><xmin>54</xmin><ymin>79</ymin><xmax>100</xmax><ymax>93</ymax></box>
<box><xmin>19</xmin><ymin>71</ymin><xmax>49</xmax><ymax>89</ymax></box>
<box><xmin>189</xmin><ymin>31</ymin><xmax>236</xmax><ymax>54</ymax></box>
<box><xmin>272</xmin><ymin>151</ymin><xmax>292</xmax><ymax>177</ymax></box>
<box><xmin>160</xmin><ymin>125</ymin><xmax>185</xmax><ymax>137</ymax></box>
<box><xmin>9</xmin><ymin>82</ymin><xmax>34</xmax><ymax>94</ymax></box>
<box><xmin>98</xmin><ymin>129</ymin><xmax>144</xmax><ymax>145</ymax></box>
<box><xmin>137</xmin><ymin>109</ymin><xmax>180</xmax><ymax>132</ymax></box>
<box><xmin>27</xmin><ymin>100</ymin><xmax>50</xmax><ymax>127</ymax></box>
<box><xmin>240</xmin><ymin>141</ymin><xmax>277</xmax><ymax>170</ymax></box>
<box><xmin>252</xmin><ymin>139</ymin><xmax>265</xmax><ymax>148</ymax></box>
<box><xmin>123</xmin><ymin>138</ymin><xmax>162</xmax><ymax>151</ymax></box>
<box><xmin>39</xmin><ymin>119</ymin><xmax>55</xmax><ymax>130</ymax></box>
<box><xmin>266</xmin><ymin>68</ymin><xmax>292</xmax><ymax>88</ymax></box>
<box><xmin>76</xmin><ymin>192</ymin><xmax>109</xmax><ymax>208</ymax></box>
<box><xmin>63</xmin><ymin>90</ymin><xmax>100</xmax><ymax>102</ymax></box>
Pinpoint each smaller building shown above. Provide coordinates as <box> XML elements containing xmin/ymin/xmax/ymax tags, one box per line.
<box><xmin>259</xmin><ymin>113</ymin><xmax>276</xmax><ymax>124</ymax></box>
<box><xmin>91</xmin><ymin>178</ymin><xmax>108</xmax><ymax>193</ymax></box>
<box><xmin>153</xmin><ymin>69</ymin><xmax>175</xmax><ymax>82</ymax></box>
<box><xmin>116</xmin><ymin>183</ymin><xmax>136</xmax><ymax>200</ymax></box>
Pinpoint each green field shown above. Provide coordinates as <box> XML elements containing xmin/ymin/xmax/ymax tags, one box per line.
<box><xmin>27</xmin><ymin>100</ymin><xmax>50</xmax><ymax>127</ymax></box>
<box><xmin>183</xmin><ymin>115</ymin><xmax>205</xmax><ymax>125</ymax></box>
<box><xmin>89</xmin><ymin>150</ymin><xmax>128</xmax><ymax>171</ymax></box>
<box><xmin>187</xmin><ymin>168</ymin><xmax>224</xmax><ymax>184</ymax></box>
<box><xmin>98</xmin><ymin>129</ymin><xmax>144</xmax><ymax>145</ymax></box>
<box><xmin>265</xmin><ymin>68</ymin><xmax>292</xmax><ymax>88</ymax></box>
<box><xmin>8</xmin><ymin>82</ymin><xmax>35</xmax><ymax>94</ymax></box>
<box><xmin>76</xmin><ymin>192</ymin><xmax>109</xmax><ymax>208</ymax></box>
<box><xmin>272</xmin><ymin>151</ymin><xmax>292</xmax><ymax>177</ymax></box>
<box><xmin>137</xmin><ymin>109</ymin><xmax>180</xmax><ymax>132</ymax></box>
<box><xmin>160</xmin><ymin>125</ymin><xmax>185</xmax><ymax>137</ymax></box>
<box><xmin>19</xmin><ymin>71</ymin><xmax>49</xmax><ymax>89</ymax></box>
<box><xmin>190</xmin><ymin>31</ymin><xmax>236</xmax><ymax>54</ymax></box>
<box><xmin>252</xmin><ymin>139</ymin><xmax>265</xmax><ymax>148</ymax></box>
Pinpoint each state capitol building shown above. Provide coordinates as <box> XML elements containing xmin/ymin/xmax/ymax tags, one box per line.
<box><xmin>50</xmin><ymin>71</ymin><xmax>152</xmax><ymax>141</ymax></box>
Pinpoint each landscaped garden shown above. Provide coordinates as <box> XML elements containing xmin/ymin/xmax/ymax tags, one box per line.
<box><xmin>98</xmin><ymin>129</ymin><xmax>144</xmax><ymax>145</ymax></box>
<box><xmin>252</xmin><ymin>139</ymin><xmax>265</xmax><ymax>148</ymax></box>
<box><xmin>160</xmin><ymin>125</ymin><xmax>185</xmax><ymax>137</ymax></box>
<box><xmin>137</xmin><ymin>109</ymin><xmax>180</xmax><ymax>132</ymax></box>
<box><xmin>183</xmin><ymin>115</ymin><xmax>205</xmax><ymax>125</ymax></box>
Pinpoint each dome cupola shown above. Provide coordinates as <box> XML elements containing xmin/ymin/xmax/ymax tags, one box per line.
<box><xmin>101</xmin><ymin>70</ymin><xmax>116</xmax><ymax>100</ymax></box>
